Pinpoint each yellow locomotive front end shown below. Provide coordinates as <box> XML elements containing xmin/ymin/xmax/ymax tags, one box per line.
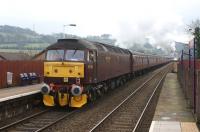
<box><xmin>41</xmin><ymin>49</ymin><xmax>87</xmax><ymax>108</ymax></box>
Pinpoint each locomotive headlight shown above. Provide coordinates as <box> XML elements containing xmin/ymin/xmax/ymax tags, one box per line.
<box><xmin>71</xmin><ymin>85</ymin><xmax>83</xmax><ymax>96</ymax></box>
<box><xmin>41</xmin><ymin>84</ymin><xmax>51</xmax><ymax>95</ymax></box>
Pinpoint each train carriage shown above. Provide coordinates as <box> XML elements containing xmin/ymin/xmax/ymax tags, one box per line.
<box><xmin>132</xmin><ymin>53</ymin><xmax>149</xmax><ymax>73</ymax></box>
<box><xmin>41</xmin><ymin>38</ymin><xmax>170</xmax><ymax>108</ymax></box>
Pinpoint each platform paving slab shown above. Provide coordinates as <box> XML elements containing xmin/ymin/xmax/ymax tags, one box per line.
<box><xmin>0</xmin><ymin>83</ymin><xmax>43</xmax><ymax>102</ymax></box>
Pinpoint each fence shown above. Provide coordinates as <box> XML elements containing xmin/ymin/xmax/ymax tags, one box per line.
<box><xmin>178</xmin><ymin>60</ymin><xmax>200</xmax><ymax>122</ymax></box>
<box><xmin>0</xmin><ymin>61</ymin><xmax>43</xmax><ymax>88</ymax></box>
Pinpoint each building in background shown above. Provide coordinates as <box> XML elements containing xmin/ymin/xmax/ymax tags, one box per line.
<box><xmin>0</xmin><ymin>52</ymin><xmax>31</xmax><ymax>60</ymax></box>
<box><xmin>32</xmin><ymin>50</ymin><xmax>46</xmax><ymax>60</ymax></box>
<box><xmin>175</xmin><ymin>41</ymin><xmax>189</xmax><ymax>59</ymax></box>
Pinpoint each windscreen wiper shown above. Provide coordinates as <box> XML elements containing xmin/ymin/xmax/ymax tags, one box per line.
<box><xmin>55</xmin><ymin>50</ymin><xmax>64</xmax><ymax>61</ymax></box>
<box><xmin>72</xmin><ymin>49</ymin><xmax>77</xmax><ymax>57</ymax></box>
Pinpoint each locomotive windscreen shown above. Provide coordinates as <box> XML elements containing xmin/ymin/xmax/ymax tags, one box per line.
<box><xmin>65</xmin><ymin>50</ymin><xmax>84</xmax><ymax>61</ymax></box>
<box><xmin>46</xmin><ymin>49</ymin><xmax>84</xmax><ymax>61</ymax></box>
<box><xmin>46</xmin><ymin>50</ymin><xmax>64</xmax><ymax>61</ymax></box>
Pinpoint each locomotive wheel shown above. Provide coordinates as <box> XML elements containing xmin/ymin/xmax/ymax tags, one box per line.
<box><xmin>116</xmin><ymin>80</ymin><xmax>120</xmax><ymax>87</ymax></box>
<box><xmin>101</xmin><ymin>88</ymin><xmax>106</xmax><ymax>95</ymax></box>
<box><xmin>120</xmin><ymin>80</ymin><xmax>124</xmax><ymax>86</ymax></box>
<box><xmin>97</xmin><ymin>89</ymin><xmax>103</xmax><ymax>97</ymax></box>
<box><xmin>103</xmin><ymin>85</ymin><xmax>108</xmax><ymax>93</ymax></box>
<box><xmin>88</xmin><ymin>89</ymin><xmax>97</xmax><ymax>102</ymax></box>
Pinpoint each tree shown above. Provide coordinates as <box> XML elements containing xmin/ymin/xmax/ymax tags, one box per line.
<box><xmin>86</xmin><ymin>34</ymin><xmax>116</xmax><ymax>46</ymax></box>
<box><xmin>194</xmin><ymin>27</ymin><xmax>200</xmax><ymax>58</ymax></box>
<box><xmin>188</xmin><ymin>19</ymin><xmax>200</xmax><ymax>58</ymax></box>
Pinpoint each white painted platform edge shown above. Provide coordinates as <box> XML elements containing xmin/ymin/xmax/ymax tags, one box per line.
<box><xmin>149</xmin><ymin>121</ymin><xmax>156</xmax><ymax>132</ymax></box>
<box><xmin>0</xmin><ymin>90</ymin><xmax>40</xmax><ymax>102</ymax></box>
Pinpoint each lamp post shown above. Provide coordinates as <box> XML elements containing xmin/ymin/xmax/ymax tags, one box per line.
<box><xmin>188</xmin><ymin>27</ymin><xmax>199</xmax><ymax>113</ymax></box>
<box><xmin>63</xmin><ymin>24</ymin><xmax>76</xmax><ymax>38</ymax></box>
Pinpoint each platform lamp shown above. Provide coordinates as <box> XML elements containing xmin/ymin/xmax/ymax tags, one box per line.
<box><xmin>63</xmin><ymin>24</ymin><xmax>76</xmax><ymax>39</ymax></box>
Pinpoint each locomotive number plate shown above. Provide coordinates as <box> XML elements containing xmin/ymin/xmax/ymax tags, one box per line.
<box><xmin>63</xmin><ymin>77</ymin><xmax>68</xmax><ymax>82</ymax></box>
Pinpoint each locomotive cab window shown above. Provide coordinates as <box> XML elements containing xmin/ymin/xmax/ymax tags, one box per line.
<box><xmin>46</xmin><ymin>50</ymin><xmax>64</xmax><ymax>61</ymax></box>
<box><xmin>88</xmin><ymin>50</ymin><xmax>96</xmax><ymax>62</ymax></box>
<box><xmin>65</xmin><ymin>50</ymin><xmax>84</xmax><ymax>61</ymax></box>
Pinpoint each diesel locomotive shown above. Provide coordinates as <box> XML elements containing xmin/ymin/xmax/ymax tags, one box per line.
<box><xmin>41</xmin><ymin>39</ymin><xmax>170</xmax><ymax>108</ymax></box>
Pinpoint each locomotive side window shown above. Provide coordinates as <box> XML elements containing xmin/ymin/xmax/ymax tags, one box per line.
<box><xmin>46</xmin><ymin>50</ymin><xmax>64</xmax><ymax>61</ymax></box>
<box><xmin>65</xmin><ymin>50</ymin><xmax>84</xmax><ymax>61</ymax></box>
<box><xmin>88</xmin><ymin>51</ymin><xmax>96</xmax><ymax>62</ymax></box>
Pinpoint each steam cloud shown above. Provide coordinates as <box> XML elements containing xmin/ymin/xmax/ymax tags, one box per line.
<box><xmin>116</xmin><ymin>17</ymin><xmax>190</xmax><ymax>53</ymax></box>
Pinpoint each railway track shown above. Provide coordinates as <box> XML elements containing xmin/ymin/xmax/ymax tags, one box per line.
<box><xmin>1</xmin><ymin>65</ymin><xmax>170</xmax><ymax>132</ymax></box>
<box><xmin>89</xmin><ymin>65</ymin><xmax>170</xmax><ymax>132</ymax></box>
<box><xmin>0</xmin><ymin>108</ymin><xmax>76</xmax><ymax>132</ymax></box>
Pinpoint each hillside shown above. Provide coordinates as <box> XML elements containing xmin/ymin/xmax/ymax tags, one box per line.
<box><xmin>0</xmin><ymin>25</ymin><xmax>57</xmax><ymax>44</ymax></box>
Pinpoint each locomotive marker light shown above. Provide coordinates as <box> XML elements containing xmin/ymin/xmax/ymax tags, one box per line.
<box><xmin>41</xmin><ymin>84</ymin><xmax>51</xmax><ymax>95</ymax></box>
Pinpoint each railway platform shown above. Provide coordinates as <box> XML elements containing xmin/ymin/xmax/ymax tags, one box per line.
<box><xmin>0</xmin><ymin>83</ymin><xmax>43</xmax><ymax>102</ymax></box>
<box><xmin>149</xmin><ymin>73</ymin><xmax>199</xmax><ymax>132</ymax></box>
<box><xmin>0</xmin><ymin>83</ymin><xmax>44</xmax><ymax>122</ymax></box>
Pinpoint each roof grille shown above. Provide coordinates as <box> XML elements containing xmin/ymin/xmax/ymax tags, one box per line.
<box><xmin>57</xmin><ymin>39</ymin><xmax>78</xmax><ymax>42</ymax></box>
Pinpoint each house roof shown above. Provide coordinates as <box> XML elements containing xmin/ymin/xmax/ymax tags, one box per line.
<box><xmin>0</xmin><ymin>52</ymin><xmax>31</xmax><ymax>60</ymax></box>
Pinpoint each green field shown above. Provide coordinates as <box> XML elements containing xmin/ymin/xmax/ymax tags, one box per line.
<box><xmin>0</xmin><ymin>43</ymin><xmax>51</xmax><ymax>49</ymax></box>
<box><xmin>0</xmin><ymin>44</ymin><xmax>18</xmax><ymax>48</ymax></box>
<box><xmin>23</xmin><ymin>43</ymin><xmax>50</xmax><ymax>48</ymax></box>
<box><xmin>0</xmin><ymin>43</ymin><xmax>51</xmax><ymax>56</ymax></box>
<box><xmin>0</xmin><ymin>49</ymin><xmax>42</xmax><ymax>57</ymax></box>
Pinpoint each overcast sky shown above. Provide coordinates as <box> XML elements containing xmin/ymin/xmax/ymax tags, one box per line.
<box><xmin>0</xmin><ymin>0</ymin><xmax>200</xmax><ymax>46</ymax></box>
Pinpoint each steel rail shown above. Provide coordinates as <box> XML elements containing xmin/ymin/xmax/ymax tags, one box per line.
<box><xmin>89</xmin><ymin>65</ymin><xmax>169</xmax><ymax>132</ymax></box>
<box><xmin>36</xmin><ymin>110</ymin><xmax>77</xmax><ymax>132</ymax></box>
<box><xmin>0</xmin><ymin>108</ymin><xmax>50</xmax><ymax>130</ymax></box>
<box><xmin>0</xmin><ymin>108</ymin><xmax>77</xmax><ymax>132</ymax></box>
<box><xmin>132</xmin><ymin>69</ymin><xmax>168</xmax><ymax>132</ymax></box>
<box><xmin>1</xmin><ymin>64</ymin><xmax>170</xmax><ymax>132</ymax></box>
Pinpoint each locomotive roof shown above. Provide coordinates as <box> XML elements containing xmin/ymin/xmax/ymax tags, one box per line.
<box><xmin>47</xmin><ymin>39</ymin><xmax>96</xmax><ymax>50</ymax></box>
<box><xmin>46</xmin><ymin>39</ymin><xmax>130</xmax><ymax>54</ymax></box>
